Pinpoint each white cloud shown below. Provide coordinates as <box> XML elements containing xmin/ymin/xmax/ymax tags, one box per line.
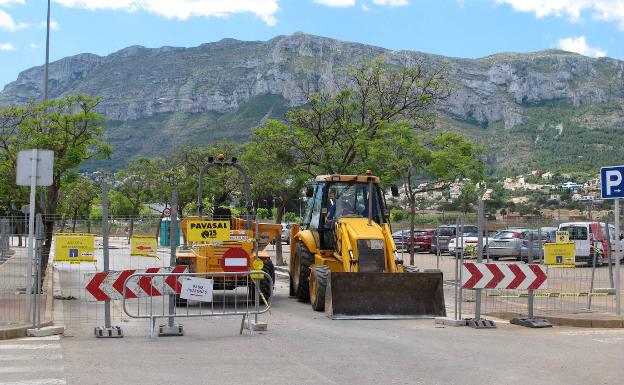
<box><xmin>496</xmin><ymin>0</ymin><xmax>624</xmax><ymax>29</ymax></box>
<box><xmin>28</xmin><ymin>42</ymin><xmax>38</xmax><ymax>49</ymax></box>
<box><xmin>0</xmin><ymin>42</ymin><xmax>16</xmax><ymax>51</ymax></box>
<box><xmin>558</xmin><ymin>36</ymin><xmax>607</xmax><ymax>57</ymax></box>
<box><xmin>0</xmin><ymin>0</ymin><xmax>25</xmax><ymax>5</ymax></box>
<box><xmin>0</xmin><ymin>9</ymin><xmax>28</xmax><ymax>31</ymax></box>
<box><xmin>315</xmin><ymin>0</ymin><xmax>409</xmax><ymax>7</ymax></box>
<box><xmin>372</xmin><ymin>0</ymin><xmax>409</xmax><ymax>5</ymax></box>
<box><xmin>314</xmin><ymin>0</ymin><xmax>356</xmax><ymax>6</ymax></box>
<box><xmin>53</xmin><ymin>0</ymin><xmax>280</xmax><ymax>26</ymax></box>
<box><xmin>39</xmin><ymin>19</ymin><xmax>60</xmax><ymax>30</ymax></box>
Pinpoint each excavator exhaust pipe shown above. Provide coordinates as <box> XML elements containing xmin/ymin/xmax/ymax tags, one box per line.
<box><xmin>325</xmin><ymin>271</ymin><xmax>447</xmax><ymax>320</ymax></box>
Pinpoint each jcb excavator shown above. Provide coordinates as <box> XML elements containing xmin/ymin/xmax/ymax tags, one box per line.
<box><xmin>290</xmin><ymin>173</ymin><xmax>446</xmax><ymax>319</ymax></box>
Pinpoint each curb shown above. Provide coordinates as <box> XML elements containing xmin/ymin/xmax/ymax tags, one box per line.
<box><xmin>0</xmin><ymin>320</ymin><xmax>53</xmax><ymax>340</ymax></box>
<box><xmin>485</xmin><ymin>312</ymin><xmax>624</xmax><ymax>328</ymax></box>
<box><xmin>0</xmin><ymin>256</ymin><xmax>59</xmax><ymax>340</ymax></box>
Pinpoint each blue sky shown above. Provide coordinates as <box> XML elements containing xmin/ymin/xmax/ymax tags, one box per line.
<box><xmin>1</xmin><ymin>0</ymin><xmax>623</xmax><ymax>90</ymax></box>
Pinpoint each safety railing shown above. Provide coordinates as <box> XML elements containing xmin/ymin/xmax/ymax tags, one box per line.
<box><xmin>122</xmin><ymin>270</ymin><xmax>272</xmax><ymax>337</ymax></box>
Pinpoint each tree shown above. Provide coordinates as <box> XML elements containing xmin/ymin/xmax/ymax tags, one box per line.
<box><xmin>0</xmin><ymin>95</ymin><xmax>111</xmax><ymax>276</ymax></box>
<box><xmin>370</xmin><ymin>126</ymin><xmax>484</xmax><ymax>263</ymax></box>
<box><xmin>455</xmin><ymin>184</ymin><xmax>479</xmax><ymax>214</ymax></box>
<box><xmin>248</xmin><ymin>59</ymin><xmax>449</xmax><ymax>177</ymax></box>
<box><xmin>245</xmin><ymin>60</ymin><xmax>449</xmax><ymax>263</ymax></box>
<box><xmin>57</xmin><ymin>172</ymin><xmax>98</xmax><ymax>232</ymax></box>
<box><xmin>113</xmin><ymin>157</ymin><xmax>159</xmax><ymax>242</ymax></box>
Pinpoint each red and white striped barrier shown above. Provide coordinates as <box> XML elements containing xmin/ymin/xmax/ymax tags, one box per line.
<box><xmin>85</xmin><ymin>265</ymin><xmax>188</xmax><ymax>301</ymax></box>
<box><xmin>462</xmin><ymin>262</ymin><xmax>547</xmax><ymax>290</ymax></box>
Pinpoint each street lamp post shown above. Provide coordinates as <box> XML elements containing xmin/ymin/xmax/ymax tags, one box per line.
<box><xmin>44</xmin><ymin>0</ymin><xmax>51</xmax><ymax>103</ymax></box>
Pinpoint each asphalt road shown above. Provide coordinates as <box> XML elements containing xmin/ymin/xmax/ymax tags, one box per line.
<box><xmin>55</xmin><ymin>274</ymin><xmax>624</xmax><ymax>385</ymax></box>
<box><xmin>7</xmin><ymin>239</ymin><xmax>622</xmax><ymax>385</ymax></box>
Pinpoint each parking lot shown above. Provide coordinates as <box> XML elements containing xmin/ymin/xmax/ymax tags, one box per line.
<box><xmin>0</xmin><ymin>238</ymin><xmax>622</xmax><ymax>385</ymax></box>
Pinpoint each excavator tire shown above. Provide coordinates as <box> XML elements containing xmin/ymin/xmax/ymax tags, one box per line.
<box><xmin>293</xmin><ymin>241</ymin><xmax>314</xmax><ymax>302</ymax></box>
<box><xmin>309</xmin><ymin>265</ymin><xmax>330</xmax><ymax>311</ymax></box>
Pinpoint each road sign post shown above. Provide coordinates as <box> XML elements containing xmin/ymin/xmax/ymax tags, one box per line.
<box><xmin>16</xmin><ymin>149</ymin><xmax>53</xmax><ymax>328</ymax></box>
<box><xmin>600</xmin><ymin>166</ymin><xmax>623</xmax><ymax>317</ymax></box>
<box><xmin>95</xmin><ymin>181</ymin><xmax>123</xmax><ymax>338</ymax></box>
<box><xmin>160</xmin><ymin>190</ymin><xmax>184</xmax><ymax>336</ymax></box>
<box><xmin>616</xmin><ymin>199</ymin><xmax>621</xmax><ymax>316</ymax></box>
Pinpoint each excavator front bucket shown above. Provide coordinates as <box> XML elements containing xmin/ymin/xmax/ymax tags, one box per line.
<box><xmin>325</xmin><ymin>271</ymin><xmax>446</xmax><ymax>320</ymax></box>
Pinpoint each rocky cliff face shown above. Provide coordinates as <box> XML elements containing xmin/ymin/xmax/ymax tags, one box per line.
<box><xmin>2</xmin><ymin>33</ymin><xmax>623</xmax><ymax>129</ymax></box>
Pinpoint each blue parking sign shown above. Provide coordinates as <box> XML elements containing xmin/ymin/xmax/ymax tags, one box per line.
<box><xmin>601</xmin><ymin>165</ymin><xmax>624</xmax><ymax>199</ymax></box>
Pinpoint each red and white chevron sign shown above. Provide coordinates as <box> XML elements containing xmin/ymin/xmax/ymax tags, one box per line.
<box><xmin>85</xmin><ymin>265</ymin><xmax>188</xmax><ymax>301</ymax></box>
<box><xmin>462</xmin><ymin>262</ymin><xmax>547</xmax><ymax>290</ymax></box>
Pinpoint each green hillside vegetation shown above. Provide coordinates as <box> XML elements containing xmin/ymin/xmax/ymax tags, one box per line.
<box><xmin>86</xmin><ymin>93</ymin><xmax>290</xmax><ymax>170</ymax></box>
<box><xmin>441</xmin><ymin>100</ymin><xmax>624</xmax><ymax>176</ymax></box>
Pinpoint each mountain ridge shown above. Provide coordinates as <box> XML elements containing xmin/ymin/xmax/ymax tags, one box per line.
<box><xmin>1</xmin><ymin>33</ymin><xmax>623</xmax><ymax>173</ymax></box>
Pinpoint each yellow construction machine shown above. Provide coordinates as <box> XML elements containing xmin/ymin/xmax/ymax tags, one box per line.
<box><xmin>289</xmin><ymin>173</ymin><xmax>446</xmax><ymax>319</ymax></box>
<box><xmin>175</xmin><ymin>154</ymin><xmax>282</xmax><ymax>303</ymax></box>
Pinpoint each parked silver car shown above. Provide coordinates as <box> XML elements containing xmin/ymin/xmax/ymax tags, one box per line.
<box><xmin>431</xmin><ymin>225</ymin><xmax>478</xmax><ymax>254</ymax></box>
<box><xmin>488</xmin><ymin>229</ymin><xmax>530</xmax><ymax>260</ymax></box>
<box><xmin>281</xmin><ymin>223</ymin><xmax>291</xmax><ymax>244</ymax></box>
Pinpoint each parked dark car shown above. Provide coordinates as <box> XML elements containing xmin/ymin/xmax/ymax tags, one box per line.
<box><xmin>392</xmin><ymin>229</ymin><xmax>435</xmax><ymax>252</ymax></box>
<box><xmin>392</xmin><ymin>229</ymin><xmax>412</xmax><ymax>250</ymax></box>
<box><xmin>411</xmin><ymin>229</ymin><xmax>435</xmax><ymax>252</ymax></box>
<box><xmin>431</xmin><ymin>225</ymin><xmax>478</xmax><ymax>254</ymax></box>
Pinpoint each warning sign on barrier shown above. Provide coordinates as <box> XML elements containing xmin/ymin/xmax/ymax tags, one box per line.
<box><xmin>556</xmin><ymin>231</ymin><xmax>569</xmax><ymax>243</ymax></box>
<box><xmin>180</xmin><ymin>277</ymin><xmax>213</xmax><ymax>302</ymax></box>
<box><xmin>251</xmin><ymin>259</ymin><xmax>264</xmax><ymax>279</ymax></box>
<box><xmin>131</xmin><ymin>235</ymin><xmax>158</xmax><ymax>258</ymax></box>
<box><xmin>544</xmin><ymin>242</ymin><xmax>575</xmax><ymax>266</ymax></box>
<box><xmin>186</xmin><ymin>220</ymin><xmax>230</xmax><ymax>242</ymax></box>
<box><xmin>54</xmin><ymin>233</ymin><xmax>96</xmax><ymax>263</ymax></box>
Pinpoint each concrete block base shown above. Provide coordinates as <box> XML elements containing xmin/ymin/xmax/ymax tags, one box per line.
<box><xmin>243</xmin><ymin>320</ymin><xmax>268</xmax><ymax>331</ymax></box>
<box><xmin>435</xmin><ymin>318</ymin><xmax>467</xmax><ymax>327</ymax></box>
<box><xmin>511</xmin><ymin>317</ymin><xmax>552</xmax><ymax>328</ymax></box>
<box><xmin>467</xmin><ymin>318</ymin><xmax>496</xmax><ymax>329</ymax></box>
<box><xmin>158</xmin><ymin>324</ymin><xmax>184</xmax><ymax>336</ymax></box>
<box><xmin>94</xmin><ymin>326</ymin><xmax>123</xmax><ymax>338</ymax></box>
<box><xmin>26</xmin><ymin>325</ymin><xmax>65</xmax><ymax>337</ymax></box>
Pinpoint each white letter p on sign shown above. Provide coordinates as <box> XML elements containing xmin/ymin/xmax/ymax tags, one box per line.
<box><xmin>606</xmin><ymin>170</ymin><xmax>622</xmax><ymax>195</ymax></box>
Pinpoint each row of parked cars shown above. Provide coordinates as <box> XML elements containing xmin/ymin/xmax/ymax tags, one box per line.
<box><xmin>393</xmin><ymin>222</ymin><xmax>622</xmax><ymax>266</ymax></box>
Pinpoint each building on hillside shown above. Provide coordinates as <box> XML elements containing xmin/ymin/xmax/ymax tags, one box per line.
<box><xmin>541</xmin><ymin>209</ymin><xmax>586</xmax><ymax>221</ymax></box>
<box><xmin>541</xmin><ymin>172</ymin><xmax>554</xmax><ymax>181</ymax></box>
<box><xmin>549</xmin><ymin>194</ymin><xmax>561</xmax><ymax>201</ymax></box>
<box><xmin>510</xmin><ymin>196</ymin><xmax>530</xmax><ymax>204</ymax></box>
<box><xmin>561</xmin><ymin>181</ymin><xmax>582</xmax><ymax>190</ymax></box>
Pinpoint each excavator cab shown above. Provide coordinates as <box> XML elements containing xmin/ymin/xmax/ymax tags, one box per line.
<box><xmin>290</xmin><ymin>174</ymin><xmax>447</xmax><ymax>319</ymax></box>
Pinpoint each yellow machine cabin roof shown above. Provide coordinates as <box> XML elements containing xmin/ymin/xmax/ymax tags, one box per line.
<box><xmin>315</xmin><ymin>174</ymin><xmax>380</xmax><ymax>184</ymax></box>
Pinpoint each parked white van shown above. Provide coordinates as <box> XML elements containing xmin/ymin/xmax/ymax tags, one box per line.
<box><xmin>558</xmin><ymin>222</ymin><xmax>616</xmax><ymax>266</ymax></box>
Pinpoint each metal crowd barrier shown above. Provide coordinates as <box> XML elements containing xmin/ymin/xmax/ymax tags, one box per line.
<box><xmin>122</xmin><ymin>270</ymin><xmax>272</xmax><ymax>337</ymax></box>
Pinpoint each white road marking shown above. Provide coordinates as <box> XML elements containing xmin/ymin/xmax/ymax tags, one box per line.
<box><xmin>0</xmin><ymin>379</ymin><xmax>66</xmax><ymax>385</ymax></box>
<box><xmin>0</xmin><ymin>366</ymin><xmax>64</xmax><ymax>374</ymax></box>
<box><xmin>0</xmin><ymin>354</ymin><xmax>63</xmax><ymax>361</ymax></box>
<box><xmin>15</xmin><ymin>336</ymin><xmax>61</xmax><ymax>342</ymax></box>
<box><xmin>0</xmin><ymin>344</ymin><xmax>61</xmax><ymax>350</ymax></box>
<box><xmin>592</xmin><ymin>337</ymin><xmax>624</xmax><ymax>344</ymax></box>
<box><xmin>560</xmin><ymin>329</ymin><xmax>624</xmax><ymax>336</ymax></box>
<box><xmin>0</xmin><ymin>338</ymin><xmax>65</xmax><ymax>385</ymax></box>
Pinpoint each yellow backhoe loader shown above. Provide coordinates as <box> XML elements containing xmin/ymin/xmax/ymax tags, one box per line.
<box><xmin>289</xmin><ymin>173</ymin><xmax>446</xmax><ymax>319</ymax></box>
<box><xmin>175</xmin><ymin>154</ymin><xmax>282</xmax><ymax>304</ymax></box>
